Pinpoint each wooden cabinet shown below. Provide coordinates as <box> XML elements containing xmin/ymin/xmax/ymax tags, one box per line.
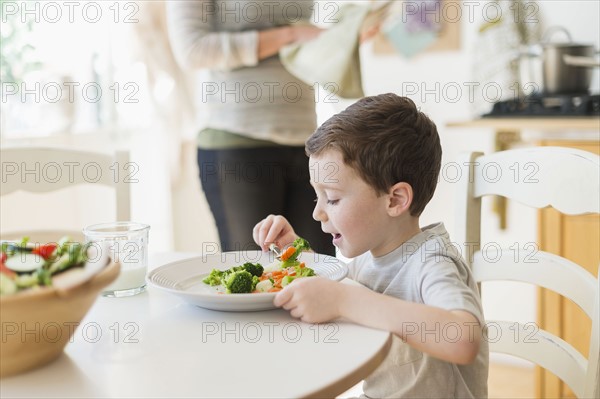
<box><xmin>537</xmin><ymin>140</ymin><xmax>600</xmax><ymax>398</ymax></box>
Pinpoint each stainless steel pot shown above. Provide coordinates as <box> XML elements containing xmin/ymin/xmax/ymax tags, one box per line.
<box><xmin>518</xmin><ymin>44</ymin><xmax>544</xmax><ymax>95</ymax></box>
<box><xmin>541</xmin><ymin>27</ymin><xmax>598</xmax><ymax>95</ymax></box>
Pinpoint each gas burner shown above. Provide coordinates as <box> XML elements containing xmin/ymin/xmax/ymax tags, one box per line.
<box><xmin>483</xmin><ymin>93</ymin><xmax>600</xmax><ymax>117</ymax></box>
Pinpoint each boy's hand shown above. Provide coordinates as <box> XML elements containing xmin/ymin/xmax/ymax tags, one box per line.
<box><xmin>274</xmin><ymin>277</ymin><xmax>345</xmax><ymax>324</ymax></box>
<box><xmin>253</xmin><ymin>215</ymin><xmax>298</xmax><ymax>252</ymax></box>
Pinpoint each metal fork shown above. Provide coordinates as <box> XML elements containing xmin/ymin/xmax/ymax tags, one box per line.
<box><xmin>268</xmin><ymin>243</ymin><xmax>282</xmax><ymax>259</ymax></box>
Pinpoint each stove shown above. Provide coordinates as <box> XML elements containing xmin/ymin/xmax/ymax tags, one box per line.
<box><xmin>483</xmin><ymin>93</ymin><xmax>600</xmax><ymax>117</ymax></box>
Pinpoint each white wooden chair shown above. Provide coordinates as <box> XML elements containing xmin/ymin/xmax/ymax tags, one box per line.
<box><xmin>455</xmin><ymin>146</ymin><xmax>600</xmax><ymax>398</ymax></box>
<box><xmin>1</xmin><ymin>147</ymin><xmax>131</xmax><ymax>241</ymax></box>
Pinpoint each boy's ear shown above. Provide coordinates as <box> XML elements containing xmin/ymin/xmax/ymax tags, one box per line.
<box><xmin>387</xmin><ymin>182</ymin><xmax>413</xmax><ymax>217</ymax></box>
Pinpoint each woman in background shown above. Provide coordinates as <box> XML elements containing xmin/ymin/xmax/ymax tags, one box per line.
<box><xmin>166</xmin><ymin>0</ymin><xmax>334</xmax><ymax>254</ymax></box>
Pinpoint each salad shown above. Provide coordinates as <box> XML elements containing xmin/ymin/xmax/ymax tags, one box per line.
<box><xmin>0</xmin><ymin>237</ymin><xmax>88</xmax><ymax>296</ymax></box>
<box><xmin>202</xmin><ymin>237</ymin><xmax>316</xmax><ymax>294</ymax></box>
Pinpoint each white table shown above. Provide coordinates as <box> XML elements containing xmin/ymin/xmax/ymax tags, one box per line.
<box><xmin>1</xmin><ymin>253</ymin><xmax>392</xmax><ymax>399</ymax></box>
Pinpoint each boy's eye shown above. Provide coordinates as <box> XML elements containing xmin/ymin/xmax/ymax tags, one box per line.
<box><xmin>326</xmin><ymin>199</ymin><xmax>339</xmax><ymax>205</ymax></box>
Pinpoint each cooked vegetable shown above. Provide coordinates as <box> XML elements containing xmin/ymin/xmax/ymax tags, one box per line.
<box><xmin>202</xmin><ymin>236</ymin><xmax>316</xmax><ymax>294</ymax></box>
<box><xmin>203</xmin><ymin>269</ymin><xmax>224</xmax><ymax>286</ymax></box>
<box><xmin>280</xmin><ymin>247</ymin><xmax>296</xmax><ymax>261</ymax></box>
<box><xmin>281</xmin><ymin>275</ymin><xmax>295</xmax><ymax>287</ymax></box>
<box><xmin>296</xmin><ymin>264</ymin><xmax>315</xmax><ymax>278</ymax></box>
<box><xmin>241</xmin><ymin>262</ymin><xmax>263</xmax><ymax>277</ymax></box>
<box><xmin>293</xmin><ymin>237</ymin><xmax>310</xmax><ymax>252</ymax></box>
<box><xmin>202</xmin><ymin>262</ymin><xmax>264</xmax><ymax>287</ymax></box>
<box><xmin>281</xmin><ymin>237</ymin><xmax>311</xmax><ymax>267</ymax></box>
<box><xmin>255</xmin><ymin>279</ymin><xmax>273</xmax><ymax>293</ymax></box>
<box><xmin>263</xmin><ymin>261</ymin><xmax>283</xmax><ymax>273</ymax></box>
<box><xmin>224</xmin><ymin>270</ymin><xmax>254</xmax><ymax>294</ymax></box>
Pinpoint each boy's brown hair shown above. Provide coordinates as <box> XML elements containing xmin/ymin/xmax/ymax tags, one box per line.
<box><xmin>306</xmin><ymin>93</ymin><xmax>441</xmax><ymax>217</ymax></box>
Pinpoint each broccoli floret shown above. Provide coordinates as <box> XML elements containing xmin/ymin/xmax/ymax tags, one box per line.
<box><xmin>281</xmin><ymin>238</ymin><xmax>312</xmax><ymax>266</ymax></box>
<box><xmin>203</xmin><ymin>269</ymin><xmax>224</xmax><ymax>286</ymax></box>
<box><xmin>242</xmin><ymin>262</ymin><xmax>264</xmax><ymax>277</ymax></box>
<box><xmin>292</xmin><ymin>237</ymin><xmax>311</xmax><ymax>253</ymax></box>
<box><xmin>203</xmin><ymin>263</ymin><xmax>266</xmax><ymax>293</ymax></box>
<box><xmin>251</xmin><ymin>275</ymin><xmax>260</xmax><ymax>291</ymax></box>
<box><xmin>281</xmin><ymin>275</ymin><xmax>296</xmax><ymax>287</ymax></box>
<box><xmin>224</xmin><ymin>270</ymin><xmax>254</xmax><ymax>293</ymax></box>
<box><xmin>295</xmin><ymin>265</ymin><xmax>316</xmax><ymax>278</ymax></box>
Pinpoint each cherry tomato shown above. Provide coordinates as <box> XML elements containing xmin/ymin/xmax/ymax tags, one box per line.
<box><xmin>32</xmin><ymin>243</ymin><xmax>58</xmax><ymax>260</ymax></box>
<box><xmin>0</xmin><ymin>262</ymin><xmax>16</xmax><ymax>278</ymax></box>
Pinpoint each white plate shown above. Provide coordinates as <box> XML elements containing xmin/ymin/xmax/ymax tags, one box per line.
<box><xmin>147</xmin><ymin>251</ymin><xmax>348</xmax><ymax>311</ymax></box>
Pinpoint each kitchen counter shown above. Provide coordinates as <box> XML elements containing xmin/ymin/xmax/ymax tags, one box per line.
<box><xmin>447</xmin><ymin>116</ymin><xmax>599</xmax><ymax>147</ymax></box>
<box><xmin>447</xmin><ymin>116</ymin><xmax>599</xmax><ymax>131</ymax></box>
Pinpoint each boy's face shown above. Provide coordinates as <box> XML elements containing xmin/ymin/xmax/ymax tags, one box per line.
<box><xmin>309</xmin><ymin>150</ymin><xmax>395</xmax><ymax>258</ymax></box>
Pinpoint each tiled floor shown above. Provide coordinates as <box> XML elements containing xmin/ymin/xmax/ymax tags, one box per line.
<box><xmin>337</xmin><ymin>362</ymin><xmax>535</xmax><ymax>398</ymax></box>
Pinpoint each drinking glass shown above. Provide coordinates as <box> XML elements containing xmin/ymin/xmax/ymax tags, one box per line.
<box><xmin>83</xmin><ymin>222</ymin><xmax>150</xmax><ymax>297</ymax></box>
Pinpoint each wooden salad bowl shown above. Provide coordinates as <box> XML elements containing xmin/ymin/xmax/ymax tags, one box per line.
<box><xmin>0</xmin><ymin>260</ymin><xmax>120</xmax><ymax>377</ymax></box>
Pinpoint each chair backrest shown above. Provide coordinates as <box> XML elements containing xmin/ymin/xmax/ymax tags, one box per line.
<box><xmin>454</xmin><ymin>146</ymin><xmax>600</xmax><ymax>398</ymax></box>
<box><xmin>1</xmin><ymin>146</ymin><xmax>131</xmax><ymax>223</ymax></box>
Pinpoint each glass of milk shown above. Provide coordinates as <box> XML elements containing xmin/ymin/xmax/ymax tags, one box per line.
<box><xmin>83</xmin><ymin>222</ymin><xmax>150</xmax><ymax>297</ymax></box>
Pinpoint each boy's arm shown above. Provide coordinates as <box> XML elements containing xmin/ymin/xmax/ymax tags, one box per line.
<box><xmin>275</xmin><ymin>279</ymin><xmax>482</xmax><ymax>365</ymax></box>
<box><xmin>339</xmin><ymin>284</ymin><xmax>482</xmax><ymax>365</ymax></box>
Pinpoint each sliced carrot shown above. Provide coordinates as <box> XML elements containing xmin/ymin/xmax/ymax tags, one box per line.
<box><xmin>299</xmin><ymin>262</ymin><xmax>305</xmax><ymax>268</ymax></box>
<box><xmin>280</xmin><ymin>247</ymin><xmax>296</xmax><ymax>261</ymax></box>
<box><xmin>268</xmin><ymin>287</ymin><xmax>282</xmax><ymax>292</ymax></box>
<box><xmin>271</xmin><ymin>270</ymin><xmax>284</xmax><ymax>277</ymax></box>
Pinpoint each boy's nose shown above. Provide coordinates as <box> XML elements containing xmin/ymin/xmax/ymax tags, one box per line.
<box><xmin>312</xmin><ymin>203</ymin><xmax>328</xmax><ymax>222</ymax></box>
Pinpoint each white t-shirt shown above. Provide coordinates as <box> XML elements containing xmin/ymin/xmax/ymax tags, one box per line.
<box><xmin>348</xmin><ymin>223</ymin><xmax>489</xmax><ymax>399</ymax></box>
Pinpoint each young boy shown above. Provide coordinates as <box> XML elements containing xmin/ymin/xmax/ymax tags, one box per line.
<box><xmin>253</xmin><ymin>93</ymin><xmax>488</xmax><ymax>398</ymax></box>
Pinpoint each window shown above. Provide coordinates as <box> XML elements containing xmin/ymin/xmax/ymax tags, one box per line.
<box><xmin>1</xmin><ymin>0</ymin><xmax>152</xmax><ymax>138</ymax></box>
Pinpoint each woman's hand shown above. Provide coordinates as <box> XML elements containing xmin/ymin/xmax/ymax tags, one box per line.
<box><xmin>253</xmin><ymin>214</ymin><xmax>298</xmax><ymax>251</ymax></box>
<box><xmin>360</xmin><ymin>23</ymin><xmax>381</xmax><ymax>44</ymax></box>
<box><xmin>258</xmin><ymin>25</ymin><xmax>323</xmax><ymax>60</ymax></box>
<box><xmin>290</xmin><ymin>25</ymin><xmax>325</xmax><ymax>44</ymax></box>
